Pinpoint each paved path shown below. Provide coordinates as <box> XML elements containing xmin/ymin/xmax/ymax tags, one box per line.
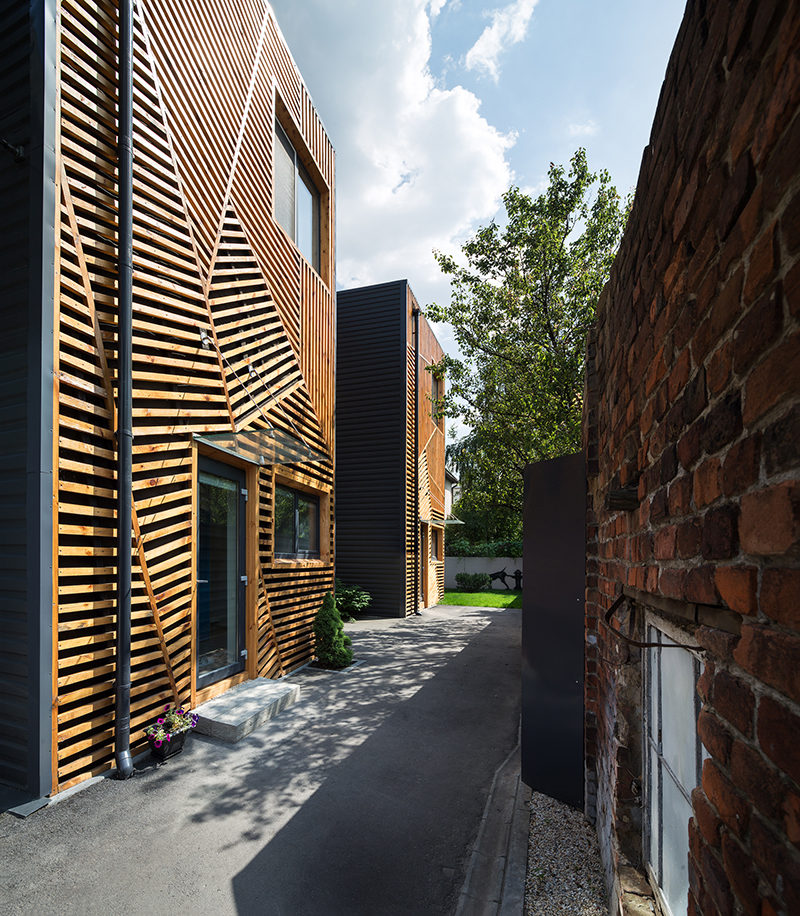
<box><xmin>0</xmin><ymin>605</ymin><xmax>521</xmax><ymax>916</ymax></box>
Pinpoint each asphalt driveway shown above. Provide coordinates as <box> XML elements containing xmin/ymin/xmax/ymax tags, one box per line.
<box><xmin>0</xmin><ymin>605</ymin><xmax>521</xmax><ymax>916</ymax></box>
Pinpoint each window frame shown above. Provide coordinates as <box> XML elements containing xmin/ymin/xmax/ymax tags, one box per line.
<box><xmin>274</xmin><ymin>482</ymin><xmax>321</xmax><ymax>560</ymax></box>
<box><xmin>642</xmin><ymin>612</ymin><xmax>706</xmax><ymax>916</ymax></box>
<box><xmin>273</xmin><ymin>117</ymin><xmax>321</xmax><ymax>274</ymax></box>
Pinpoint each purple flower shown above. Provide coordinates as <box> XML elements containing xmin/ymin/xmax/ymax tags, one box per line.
<box><xmin>157</xmin><ymin>718</ymin><xmax>164</xmax><ymax>725</ymax></box>
<box><xmin>164</xmin><ymin>704</ymin><xmax>170</xmax><ymax>711</ymax></box>
<box><xmin>177</xmin><ymin>708</ymin><xmax>184</xmax><ymax>714</ymax></box>
<box><xmin>166</xmin><ymin>733</ymin><xmax>171</xmax><ymax>742</ymax></box>
<box><xmin>154</xmin><ymin>740</ymin><xmax>162</xmax><ymax>748</ymax></box>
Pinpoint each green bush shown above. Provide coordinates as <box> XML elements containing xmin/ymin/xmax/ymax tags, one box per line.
<box><xmin>455</xmin><ymin>572</ymin><xmax>492</xmax><ymax>590</ymax></box>
<box><xmin>334</xmin><ymin>579</ymin><xmax>372</xmax><ymax>621</ymax></box>
<box><xmin>313</xmin><ymin>592</ymin><xmax>353</xmax><ymax>669</ymax></box>
<box><xmin>445</xmin><ymin>535</ymin><xmax>523</xmax><ymax>558</ymax></box>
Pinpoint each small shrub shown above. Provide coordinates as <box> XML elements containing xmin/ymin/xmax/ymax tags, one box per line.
<box><xmin>334</xmin><ymin>579</ymin><xmax>372</xmax><ymax>621</ymax></box>
<box><xmin>455</xmin><ymin>572</ymin><xmax>491</xmax><ymax>590</ymax></box>
<box><xmin>313</xmin><ymin>592</ymin><xmax>353</xmax><ymax>669</ymax></box>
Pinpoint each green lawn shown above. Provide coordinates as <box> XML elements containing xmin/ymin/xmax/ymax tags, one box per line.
<box><xmin>440</xmin><ymin>589</ymin><xmax>522</xmax><ymax>609</ymax></box>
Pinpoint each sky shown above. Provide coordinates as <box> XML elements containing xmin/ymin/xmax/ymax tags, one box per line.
<box><xmin>269</xmin><ymin>0</ymin><xmax>687</xmax><ymax>433</ymax></box>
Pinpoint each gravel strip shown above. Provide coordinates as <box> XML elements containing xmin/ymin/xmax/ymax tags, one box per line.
<box><xmin>525</xmin><ymin>791</ymin><xmax>608</xmax><ymax>915</ymax></box>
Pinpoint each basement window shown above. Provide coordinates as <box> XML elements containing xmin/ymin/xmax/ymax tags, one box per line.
<box><xmin>643</xmin><ymin>617</ymin><xmax>706</xmax><ymax>916</ymax></box>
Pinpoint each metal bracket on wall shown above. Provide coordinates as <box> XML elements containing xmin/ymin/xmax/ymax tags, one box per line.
<box><xmin>601</xmin><ymin>591</ymin><xmax>701</xmax><ymax>650</ymax></box>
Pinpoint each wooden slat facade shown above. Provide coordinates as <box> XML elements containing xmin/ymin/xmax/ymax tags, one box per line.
<box><xmin>51</xmin><ymin>0</ymin><xmax>335</xmax><ymax>792</ymax></box>
<box><xmin>337</xmin><ymin>281</ymin><xmax>445</xmax><ymax>617</ymax></box>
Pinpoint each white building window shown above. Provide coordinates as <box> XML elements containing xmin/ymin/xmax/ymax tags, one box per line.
<box><xmin>643</xmin><ymin>618</ymin><xmax>706</xmax><ymax>916</ymax></box>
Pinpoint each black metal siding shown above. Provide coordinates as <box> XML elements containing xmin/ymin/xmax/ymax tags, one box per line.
<box><xmin>0</xmin><ymin>0</ymin><xmax>54</xmax><ymax>801</ymax></box>
<box><xmin>336</xmin><ymin>281</ymin><xmax>408</xmax><ymax>616</ymax></box>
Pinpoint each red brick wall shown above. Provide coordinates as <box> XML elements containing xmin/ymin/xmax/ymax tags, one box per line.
<box><xmin>584</xmin><ymin>0</ymin><xmax>800</xmax><ymax>912</ymax></box>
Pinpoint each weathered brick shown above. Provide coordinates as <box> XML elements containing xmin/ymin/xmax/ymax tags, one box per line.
<box><xmin>698</xmin><ymin>708</ymin><xmax>733</xmax><ymax>764</ymax></box>
<box><xmin>654</xmin><ymin>525</ymin><xmax>677</xmax><ymax>560</ymax></box>
<box><xmin>743</xmin><ymin>222</ymin><xmax>779</xmax><ymax>303</ymax></box>
<box><xmin>733</xmin><ymin>283</ymin><xmax>784</xmax><ymax>376</ymax></box>
<box><xmin>696</xmin><ymin>625</ymin><xmax>739</xmax><ymax>661</ymax></box>
<box><xmin>677</xmin><ymin>520</ymin><xmax>702</xmax><ymax>557</ymax></box>
<box><xmin>713</xmin><ymin>669</ymin><xmax>755</xmax><ymax>736</ymax></box>
<box><xmin>659</xmin><ymin>567</ymin><xmax>685</xmax><ymax>600</ymax></box>
<box><xmin>693</xmin><ymin>787</ymin><xmax>721</xmax><ymax>847</ymax></box>
<box><xmin>703</xmin><ymin>758</ymin><xmax>749</xmax><ymax>837</ymax></box>
<box><xmin>739</xmin><ymin>482</ymin><xmax>800</xmax><ymax>555</ymax></box>
<box><xmin>722</xmin><ymin>433</ymin><xmax>761</xmax><ymax>498</ymax></box>
<box><xmin>750</xmin><ymin>814</ymin><xmax>800</xmax><ymax>914</ymax></box>
<box><xmin>757</xmin><ymin>694</ymin><xmax>800</xmax><ymax>786</ymax></box>
<box><xmin>784</xmin><ymin>788</ymin><xmax>800</xmax><ymax>847</ymax></box>
<box><xmin>718</xmin><ymin>153</ymin><xmax>756</xmax><ymax>240</ymax></box>
<box><xmin>714</xmin><ymin>565</ymin><xmax>758</xmax><ymax>616</ymax></box>
<box><xmin>752</xmin><ymin>35</ymin><xmax>800</xmax><ymax>167</ymax></box>
<box><xmin>760</xmin><ymin>567</ymin><xmax>800</xmax><ymax>630</ymax></box>
<box><xmin>721</xmin><ymin>831</ymin><xmax>761</xmax><ymax>915</ymax></box>
<box><xmin>701</xmin><ymin>504</ymin><xmax>739</xmax><ymax>560</ymax></box>
<box><xmin>706</xmin><ymin>339</ymin><xmax>732</xmax><ymax>396</ymax></box>
<box><xmin>700</xmin><ymin>839</ymin><xmax>734</xmax><ymax>916</ymax></box>
<box><xmin>694</xmin><ymin>457</ymin><xmax>722</xmax><ymax>507</ymax></box>
<box><xmin>678</xmin><ymin>420</ymin><xmax>704</xmax><ymax>470</ymax></box>
<box><xmin>763</xmin><ymin>404</ymin><xmax>800</xmax><ymax>476</ymax></box>
<box><xmin>782</xmin><ymin>184</ymin><xmax>800</xmax><ymax>256</ymax></box>
<box><xmin>734</xmin><ymin>623</ymin><xmax>800</xmax><ymax>704</ymax></box>
<box><xmin>703</xmin><ymin>392</ymin><xmax>743</xmax><ymax>456</ymax></box>
<box><xmin>669</xmin><ymin>474</ymin><xmax>693</xmax><ymax>516</ymax></box>
<box><xmin>730</xmin><ymin>738</ymin><xmax>782</xmax><ymax>824</ymax></box>
<box><xmin>687</xmin><ymin>565</ymin><xmax>717</xmax><ymax>604</ymax></box>
<box><xmin>742</xmin><ymin>330</ymin><xmax>800</xmax><ymax>424</ymax></box>
<box><xmin>697</xmin><ymin>660</ymin><xmax>715</xmax><ymax>703</ymax></box>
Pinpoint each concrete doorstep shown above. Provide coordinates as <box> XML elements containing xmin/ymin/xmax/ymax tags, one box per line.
<box><xmin>456</xmin><ymin>736</ymin><xmax>531</xmax><ymax>916</ymax></box>
<box><xmin>193</xmin><ymin>677</ymin><xmax>301</xmax><ymax>742</ymax></box>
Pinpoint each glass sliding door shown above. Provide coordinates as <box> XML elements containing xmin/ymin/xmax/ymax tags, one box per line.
<box><xmin>197</xmin><ymin>457</ymin><xmax>246</xmax><ymax>689</ymax></box>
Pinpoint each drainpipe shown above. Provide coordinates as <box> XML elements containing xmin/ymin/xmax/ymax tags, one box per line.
<box><xmin>412</xmin><ymin>304</ymin><xmax>421</xmax><ymax>615</ymax></box>
<box><xmin>115</xmin><ymin>0</ymin><xmax>134</xmax><ymax>779</ymax></box>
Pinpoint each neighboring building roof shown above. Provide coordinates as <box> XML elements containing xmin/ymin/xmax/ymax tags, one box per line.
<box><xmin>445</xmin><ymin>467</ymin><xmax>459</xmax><ymax>484</ymax></box>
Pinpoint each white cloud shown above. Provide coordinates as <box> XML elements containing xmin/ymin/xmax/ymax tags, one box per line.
<box><xmin>269</xmin><ymin>0</ymin><xmax>514</xmax><ymax>316</ymax></box>
<box><xmin>568</xmin><ymin>119</ymin><xmax>599</xmax><ymax>137</ymax></box>
<box><xmin>464</xmin><ymin>0</ymin><xmax>538</xmax><ymax>82</ymax></box>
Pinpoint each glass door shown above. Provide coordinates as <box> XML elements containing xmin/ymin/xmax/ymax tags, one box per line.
<box><xmin>197</xmin><ymin>457</ymin><xmax>246</xmax><ymax>689</ymax></box>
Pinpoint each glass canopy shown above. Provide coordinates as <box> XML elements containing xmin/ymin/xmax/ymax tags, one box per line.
<box><xmin>194</xmin><ymin>428</ymin><xmax>329</xmax><ymax>466</ymax></box>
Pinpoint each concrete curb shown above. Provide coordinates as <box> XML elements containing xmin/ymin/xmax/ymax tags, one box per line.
<box><xmin>456</xmin><ymin>727</ymin><xmax>531</xmax><ymax>916</ymax></box>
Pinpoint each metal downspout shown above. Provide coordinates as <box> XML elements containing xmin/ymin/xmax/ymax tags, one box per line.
<box><xmin>115</xmin><ymin>0</ymin><xmax>134</xmax><ymax>779</ymax></box>
<box><xmin>413</xmin><ymin>304</ymin><xmax>421</xmax><ymax>615</ymax></box>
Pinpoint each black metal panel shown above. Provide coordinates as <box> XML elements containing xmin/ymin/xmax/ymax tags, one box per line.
<box><xmin>521</xmin><ymin>452</ymin><xmax>585</xmax><ymax>807</ymax></box>
<box><xmin>0</xmin><ymin>0</ymin><xmax>55</xmax><ymax>802</ymax></box>
<box><xmin>336</xmin><ymin>281</ymin><xmax>408</xmax><ymax>616</ymax></box>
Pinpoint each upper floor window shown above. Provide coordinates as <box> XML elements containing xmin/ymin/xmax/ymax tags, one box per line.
<box><xmin>274</xmin><ymin>119</ymin><xmax>320</xmax><ymax>272</ymax></box>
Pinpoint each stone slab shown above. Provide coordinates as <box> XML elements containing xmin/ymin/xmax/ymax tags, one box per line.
<box><xmin>193</xmin><ymin>677</ymin><xmax>301</xmax><ymax>742</ymax></box>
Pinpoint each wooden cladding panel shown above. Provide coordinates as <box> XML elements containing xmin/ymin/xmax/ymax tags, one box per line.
<box><xmin>300</xmin><ymin>263</ymin><xmax>335</xmax><ymax>445</ymax></box>
<box><xmin>138</xmin><ymin>0</ymin><xmax>261</xmax><ymax>268</ymax></box>
<box><xmin>54</xmin><ymin>0</ymin><xmax>335</xmax><ymax>791</ymax></box>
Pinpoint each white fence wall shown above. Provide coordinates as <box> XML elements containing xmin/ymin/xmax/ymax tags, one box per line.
<box><xmin>445</xmin><ymin>556</ymin><xmax>523</xmax><ymax>590</ymax></box>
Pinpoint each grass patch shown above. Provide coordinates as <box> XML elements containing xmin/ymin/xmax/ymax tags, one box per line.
<box><xmin>440</xmin><ymin>589</ymin><xmax>522</xmax><ymax>609</ymax></box>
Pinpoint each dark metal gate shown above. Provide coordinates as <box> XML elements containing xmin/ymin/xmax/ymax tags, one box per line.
<box><xmin>521</xmin><ymin>452</ymin><xmax>585</xmax><ymax>808</ymax></box>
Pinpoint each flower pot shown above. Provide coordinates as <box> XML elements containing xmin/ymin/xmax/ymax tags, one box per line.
<box><xmin>148</xmin><ymin>728</ymin><xmax>189</xmax><ymax>761</ymax></box>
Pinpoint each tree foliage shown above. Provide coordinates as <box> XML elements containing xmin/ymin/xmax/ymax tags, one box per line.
<box><xmin>428</xmin><ymin>149</ymin><xmax>628</xmax><ymax>523</ymax></box>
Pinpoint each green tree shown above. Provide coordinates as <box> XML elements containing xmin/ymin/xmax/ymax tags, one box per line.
<box><xmin>313</xmin><ymin>592</ymin><xmax>353</xmax><ymax>669</ymax></box>
<box><xmin>429</xmin><ymin>149</ymin><xmax>628</xmax><ymax>524</ymax></box>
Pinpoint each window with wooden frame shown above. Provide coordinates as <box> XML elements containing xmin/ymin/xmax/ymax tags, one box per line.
<box><xmin>274</xmin><ymin>483</ymin><xmax>320</xmax><ymax>559</ymax></box>
<box><xmin>432</xmin><ymin>527</ymin><xmax>443</xmax><ymax>560</ymax></box>
<box><xmin>274</xmin><ymin>118</ymin><xmax>320</xmax><ymax>273</ymax></box>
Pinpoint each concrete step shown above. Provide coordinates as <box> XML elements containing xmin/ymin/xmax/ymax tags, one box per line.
<box><xmin>193</xmin><ymin>677</ymin><xmax>301</xmax><ymax>742</ymax></box>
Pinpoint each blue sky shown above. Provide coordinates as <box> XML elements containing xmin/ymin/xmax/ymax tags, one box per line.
<box><xmin>269</xmin><ymin>0</ymin><xmax>686</xmax><ymax>403</ymax></box>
